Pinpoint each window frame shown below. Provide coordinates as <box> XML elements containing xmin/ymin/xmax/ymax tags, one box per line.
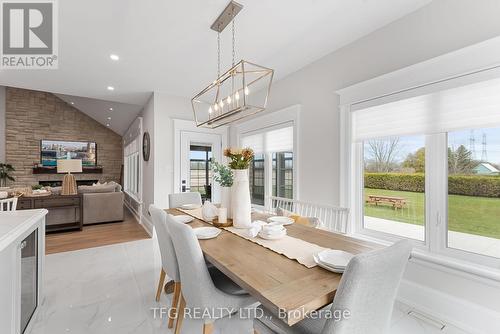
<box><xmin>235</xmin><ymin>105</ymin><xmax>300</xmax><ymax>209</ymax></box>
<box><xmin>347</xmin><ymin>110</ymin><xmax>500</xmax><ymax>269</ymax></box>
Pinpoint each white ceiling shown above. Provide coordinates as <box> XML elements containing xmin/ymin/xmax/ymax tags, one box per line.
<box><xmin>54</xmin><ymin>94</ymin><xmax>144</xmax><ymax>135</ymax></box>
<box><xmin>0</xmin><ymin>0</ymin><xmax>431</xmax><ymax>133</ymax></box>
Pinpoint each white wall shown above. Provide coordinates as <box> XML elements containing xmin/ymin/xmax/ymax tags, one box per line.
<box><xmin>152</xmin><ymin>92</ymin><xmax>193</xmax><ymax>209</ymax></box>
<box><xmin>140</xmin><ymin>94</ymin><xmax>155</xmax><ymax>225</ymax></box>
<box><xmin>242</xmin><ymin>0</ymin><xmax>500</xmax><ymax>207</ymax></box>
<box><xmin>0</xmin><ymin>86</ymin><xmax>5</xmax><ymax>162</ymax></box>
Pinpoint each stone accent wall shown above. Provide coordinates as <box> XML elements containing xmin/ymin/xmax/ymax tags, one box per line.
<box><xmin>5</xmin><ymin>87</ymin><xmax>122</xmax><ymax>186</ymax></box>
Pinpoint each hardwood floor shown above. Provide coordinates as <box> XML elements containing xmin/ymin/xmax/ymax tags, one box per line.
<box><xmin>45</xmin><ymin>207</ymin><xmax>150</xmax><ymax>254</ymax></box>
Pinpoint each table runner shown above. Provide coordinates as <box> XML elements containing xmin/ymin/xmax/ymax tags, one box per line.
<box><xmin>175</xmin><ymin>207</ymin><xmax>327</xmax><ymax>268</ymax></box>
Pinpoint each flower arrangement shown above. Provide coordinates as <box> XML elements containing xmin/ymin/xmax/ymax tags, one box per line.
<box><xmin>211</xmin><ymin>161</ymin><xmax>233</xmax><ymax>187</ymax></box>
<box><xmin>223</xmin><ymin>147</ymin><xmax>254</xmax><ymax>169</ymax></box>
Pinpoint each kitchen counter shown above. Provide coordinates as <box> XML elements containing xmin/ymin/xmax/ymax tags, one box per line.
<box><xmin>0</xmin><ymin>209</ymin><xmax>48</xmax><ymax>252</ymax></box>
<box><xmin>0</xmin><ymin>209</ymin><xmax>47</xmax><ymax>334</ymax></box>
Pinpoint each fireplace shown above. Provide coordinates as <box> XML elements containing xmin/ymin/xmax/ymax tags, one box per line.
<box><xmin>39</xmin><ymin>180</ymin><xmax>98</xmax><ymax>187</ymax></box>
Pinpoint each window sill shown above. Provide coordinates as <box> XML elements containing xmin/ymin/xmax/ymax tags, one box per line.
<box><xmin>350</xmin><ymin>232</ymin><xmax>500</xmax><ymax>283</ymax></box>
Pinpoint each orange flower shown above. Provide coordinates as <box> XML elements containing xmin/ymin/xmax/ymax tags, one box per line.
<box><xmin>242</xmin><ymin>147</ymin><xmax>254</xmax><ymax>160</ymax></box>
<box><xmin>223</xmin><ymin>148</ymin><xmax>231</xmax><ymax>157</ymax></box>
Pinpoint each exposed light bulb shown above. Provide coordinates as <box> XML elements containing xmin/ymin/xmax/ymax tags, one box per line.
<box><xmin>235</xmin><ymin>91</ymin><xmax>240</xmax><ymax>100</ymax></box>
<box><xmin>227</xmin><ymin>95</ymin><xmax>232</xmax><ymax>104</ymax></box>
<box><xmin>244</xmin><ymin>86</ymin><xmax>250</xmax><ymax>95</ymax></box>
<box><xmin>219</xmin><ymin>100</ymin><xmax>224</xmax><ymax>108</ymax></box>
<box><xmin>214</xmin><ymin>103</ymin><xmax>219</xmax><ymax>111</ymax></box>
<box><xmin>208</xmin><ymin>106</ymin><xmax>213</xmax><ymax>114</ymax></box>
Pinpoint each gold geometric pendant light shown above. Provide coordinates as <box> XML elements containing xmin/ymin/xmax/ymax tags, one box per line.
<box><xmin>191</xmin><ymin>1</ymin><xmax>274</xmax><ymax>128</ymax></box>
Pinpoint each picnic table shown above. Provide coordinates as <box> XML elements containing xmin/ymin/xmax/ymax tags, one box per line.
<box><xmin>367</xmin><ymin>195</ymin><xmax>407</xmax><ymax>210</ymax></box>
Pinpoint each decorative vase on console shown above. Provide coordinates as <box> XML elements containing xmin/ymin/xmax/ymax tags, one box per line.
<box><xmin>224</xmin><ymin>147</ymin><xmax>254</xmax><ymax>229</ymax></box>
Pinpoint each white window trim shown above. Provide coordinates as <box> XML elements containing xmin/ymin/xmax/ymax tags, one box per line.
<box><xmin>337</xmin><ymin>37</ymin><xmax>500</xmax><ymax>281</ymax></box>
<box><xmin>123</xmin><ymin>117</ymin><xmax>143</xmax><ymax>204</ymax></box>
<box><xmin>234</xmin><ymin>105</ymin><xmax>300</xmax><ymax>209</ymax></box>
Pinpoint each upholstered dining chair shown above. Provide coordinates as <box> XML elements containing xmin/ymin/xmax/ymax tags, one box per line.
<box><xmin>168</xmin><ymin>192</ymin><xmax>202</xmax><ymax>209</ymax></box>
<box><xmin>0</xmin><ymin>197</ymin><xmax>18</xmax><ymax>211</ymax></box>
<box><xmin>168</xmin><ymin>217</ymin><xmax>257</xmax><ymax>334</ymax></box>
<box><xmin>149</xmin><ymin>205</ymin><xmax>182</xmax><ymax>329</ymax></box>
<box><xmin>253</xmin><ymin>240</ymin><xmax>413</xmax><ymax>334</ymax></box>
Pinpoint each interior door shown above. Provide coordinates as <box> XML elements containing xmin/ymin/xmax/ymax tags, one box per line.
<box><xmin>180</xmin><ymin>131</ymin><xmax>222</xmax><ymax>203</ymax></box>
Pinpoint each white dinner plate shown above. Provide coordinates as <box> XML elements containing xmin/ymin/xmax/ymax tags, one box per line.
<box><xmin>313</xmin><ymin>255</ymin><xmax>345</xmax><ymax>273</ymax></box>
<box><xmin>193</xmin><ymin>227</ymin><xmax>221</xmax><ymax>240</ymax></box>
<box><xmin>174</xmin><ymin>215</ymin><xmax>194</xmax><ymax>224</ymax></box>
<box><xmin>180</xmin><ymin>203</ymin><xmax>201</xmax><ymax>210</ymax></box>
<box><xmin>267</xmin><ymin>216</ymin><xmax>295</xmax><ymax>225</ymax></box>
<box><xmin>258</xmin><ymin>229</ymin><xmax>287</xmax><ymax>240</ymax></box>
<box><xmin>317</xmin><ymin>249</ymin><xmax>354</xmax><ymax>269</ymax></box>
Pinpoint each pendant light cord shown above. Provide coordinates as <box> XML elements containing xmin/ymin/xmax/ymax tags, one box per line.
<box><xmin>217</xmin><ymin>29</ymin><xmax>221</xmax><ymax>79</ymax></box>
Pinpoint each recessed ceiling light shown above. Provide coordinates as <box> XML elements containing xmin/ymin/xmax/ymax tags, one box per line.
<box><xmin>106</xmin><ymin>123</ymin><xmax>110</xmax><ymax>127</ymax></box>
<box><xmin>109</xmin><ymin>107</ymin><xmax>113</xmax><ymax>111</ymax></box>
<box><xmin>107</xmin><ymin>86</ymin><xmax>114</xmax><ymax>91</ymax></box>
<box><xmin>109</xmin><ymin>54</ymin><xmax>119</xmax><ymax>61</ymax></box>
<box><xmin>107</xmin><ymin>117</ymin><xmax>111</xmax><ymax>120</ymax></box>
<box><xmin>70</xmin><ymin>102</ymin><xmax>74</xmax><ymax>105</ymax></box>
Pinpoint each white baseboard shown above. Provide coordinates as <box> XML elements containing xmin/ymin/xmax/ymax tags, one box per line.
<box><xmin>398</xmin><ymin>279</ymin><xmax>500</xmax><ymax>334</ymax></box>
<box><xmin>123</xmin><ymin>201</ymin><xmax>153</xmax><ymax>236</ymax></box>
<box><xmin>140</xmin><ymin>214</ymin><xmax>154</xmax><ymax>237</ymax></box>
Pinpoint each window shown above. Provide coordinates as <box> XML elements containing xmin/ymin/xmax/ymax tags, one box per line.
<box><xmin>363</xmin><ymin>136</ymin><xmax>425</xmax><ymax>241</ymax></box>
<box><xmin>447</xmin><ymin>128</ymin><xmax>500</xmax><ymax>258</ymax></box>
<box><xmin>124</xmin><ymin>138</ymin><xmax>140</xmax><ymax>199</ymax></box>
<box><xmin>250</xmin><ymin>154</ymin><xmax>265</xmax><ymax>205</ymax></box>
<box><xmin>347</xmin><ymin>76</ymin><xmax>500</xmax><ymax>265</ymax></box>
<box><xmin>189</xmin><ymin>145</ymin><xmax>212</xmax><ymax>202</ymax></box>
<box><xmin>242</xmin><ymin>125</ymin><xmax>295</xmax><ymax>206</ymax></box>
<box><xmin>273</xmin><ymin>152</ymin><xmax>293</xmax><ymax>199</ymax></box>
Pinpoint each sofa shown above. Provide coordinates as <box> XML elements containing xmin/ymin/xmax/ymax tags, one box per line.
<box><xmin>51</xmin><ymin>181</ymin><xmax>124</xmax><ymax>225</ymax></box>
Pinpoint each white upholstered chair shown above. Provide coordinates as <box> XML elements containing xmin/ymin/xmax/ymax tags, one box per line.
<box><xmin>149</xmin><ymin>205</ymin><xmax>182</xmax><ymax>329</ymax></box>
<box><xmin>168</xmin><ymin>217</ymin><xmax>257</xmax><ymax>334</ymax></box>
<box><xmin>168</xmin><ymin>192</ymin><xmax>202</xmax><ymax>209</ymax></box>
<box><xmin>0</xmin><ymin>197</ymin><xmax>18</xmax><ymax>211</ymax></box>
<box><xmin>253</xmin><ymin>240</ymin><xmax>412</xmax><ymax>334</ymax></box>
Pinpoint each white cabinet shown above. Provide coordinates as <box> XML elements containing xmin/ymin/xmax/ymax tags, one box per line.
<box><xmin>0</xmin><ymin>209</ymin><xmax>47</xmax><ymax>334</ymax></box>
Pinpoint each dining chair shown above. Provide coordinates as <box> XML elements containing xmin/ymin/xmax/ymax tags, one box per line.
<box><xmin>149</xmin><ymin>205</ymin><xmax>182</xmax><ymax>329</ymax></box>
<box><xmin>0</xmin><ymin>197</ymin><xmax>18</xmax><ymax>211</ymax></box>
<box><xmin>168</xmin><ymin>217</ymin><xmax>257</xmax><ymax>334</ymax></box>
<box><xmin>169</xmin><ymin>192</ymin><xmax>202</xmax><ymax>209</ymax></box>
<box><xmin>253</xmin><ymin>240</ymin><xmax>413</xmax><ymax>334</ymax></box>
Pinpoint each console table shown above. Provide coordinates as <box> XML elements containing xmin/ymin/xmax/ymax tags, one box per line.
<box><xmin>17</xmin><ymin>194</ymin><xmax>83</xmax><ymax>232</ymax></box>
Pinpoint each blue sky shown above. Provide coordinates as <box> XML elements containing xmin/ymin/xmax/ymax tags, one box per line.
<box><xmin>366</xmin><ymin>126</ymin><xmax>500</xmax><ymax>165</ymax></box>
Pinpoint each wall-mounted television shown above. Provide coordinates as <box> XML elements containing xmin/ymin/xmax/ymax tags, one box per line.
<box><xmin>40</xmin><ymin>140</ymin><xmax>97</xmax><ymax>167</ymax></box>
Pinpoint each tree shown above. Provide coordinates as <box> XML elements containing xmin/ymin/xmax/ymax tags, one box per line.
<box><xmin>448</xmin><ymin>145</ymin><xmax>477</xmax><ymax>175</ymax></box>
<box><xmin>365</xmin><ymin>138</ymin><xmax>401</xmax><ymax>172</ymax></box>
<box><xmin>403</xmin><ymin>147</ymin><xmax>425</xmax><ymax>173</ymax></box>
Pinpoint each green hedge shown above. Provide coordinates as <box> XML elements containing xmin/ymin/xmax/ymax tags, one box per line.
<box><xmin>364</xmin><ymin>173</ymin><xmax>500</xmax><ymax>198</ymax></box>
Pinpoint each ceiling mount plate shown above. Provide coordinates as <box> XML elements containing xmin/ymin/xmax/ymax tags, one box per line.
<box><xmin>210</xmin><ymin>1</ymin><xmax>243</xmax><ymax>33</ymax></box>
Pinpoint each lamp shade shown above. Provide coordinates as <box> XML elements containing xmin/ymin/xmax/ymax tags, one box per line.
<box><xmin>57</xmin><ymin>159</ymin><xmax>82</xmax><ymax>173</ymax></box>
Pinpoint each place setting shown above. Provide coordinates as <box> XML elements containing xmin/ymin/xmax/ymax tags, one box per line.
<box><xmin>312</xmin><ymin>249</ymin><xmax>354</xmax><ymax>273</ymax></box>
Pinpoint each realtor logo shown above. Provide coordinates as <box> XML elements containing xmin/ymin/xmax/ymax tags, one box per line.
<box><xmin>1</xmin><ymin>0</ymin><xmax>58</xmax><ymax>69</ymax></box>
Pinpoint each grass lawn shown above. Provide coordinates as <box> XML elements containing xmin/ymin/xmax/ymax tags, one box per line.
<box><xmin>364</xmin><ymin>188</ymin><xmax>500</xmax><ymax>239</ymax></box>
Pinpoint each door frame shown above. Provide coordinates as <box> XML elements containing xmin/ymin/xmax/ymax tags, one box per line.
<box><xmin>173</xmin><ymin>119</ymin><xmax>229</xmax><ymax>203</ymax></box>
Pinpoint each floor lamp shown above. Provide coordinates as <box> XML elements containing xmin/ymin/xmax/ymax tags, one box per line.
<box><xmin>57</xmin><ymin>159</ymin><xmax>82</xmax><ymax>195</ymax></box>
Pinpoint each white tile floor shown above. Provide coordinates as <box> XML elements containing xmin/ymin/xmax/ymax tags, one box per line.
<box><xmin>29</xmin><ymin>238</ymin><xmax>470</xmax><ymax>334</ymax></box>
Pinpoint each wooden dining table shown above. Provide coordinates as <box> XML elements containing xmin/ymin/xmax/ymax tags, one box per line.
<box><xmin>166</xmin><ymin>208</ymin><xmax>381</xmax><ymax>326</ymax></box>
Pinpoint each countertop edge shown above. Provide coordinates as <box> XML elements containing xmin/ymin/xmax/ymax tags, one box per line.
<box><xmin>0</xmin><ymin>209</ymin><xmax>48</xmax><ymax>252</ymax></box>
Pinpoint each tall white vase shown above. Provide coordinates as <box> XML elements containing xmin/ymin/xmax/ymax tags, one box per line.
<box><xmin>220</xmin><ymin>186</ymin><xmax>232</xmax><ymax>219</ymax></box>
<box><xmin>231</xmin><ymin>169</ymin><xmax>252</xmax><ymax>228</ymax></box>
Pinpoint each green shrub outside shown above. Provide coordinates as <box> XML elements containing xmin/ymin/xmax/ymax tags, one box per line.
<box><xmin>364</xmin><ymin>173</ymin><xmax>500</xmax><ymax>198</ymax></box>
